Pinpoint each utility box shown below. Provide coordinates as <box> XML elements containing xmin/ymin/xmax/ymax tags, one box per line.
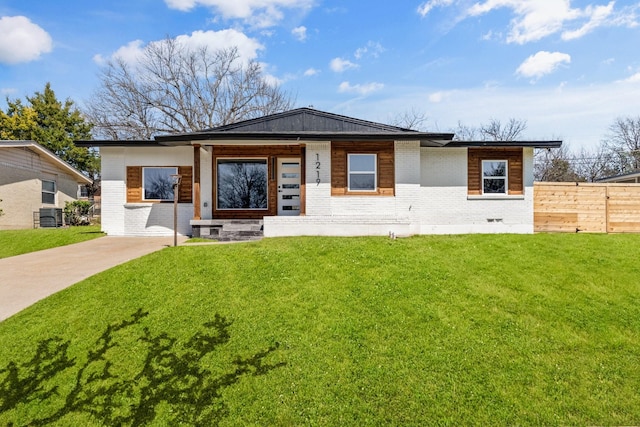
<box><xmin>39</xmin><ymin>208</ymin><xmax>63</xmax><ymax>228</ymax></box>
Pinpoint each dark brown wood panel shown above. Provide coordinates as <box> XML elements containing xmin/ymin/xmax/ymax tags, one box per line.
<box><xmin>331</xmin><ymin>141</ymin><xmax>394</xmax><ymax>196</ymax></box>
<box><xmin>468</xmin><ymin>148</ymin><xmax>523</xmax><ymax>195</ymax></box>
<box><xmin>212</xmin><ymin>145</ymin><xmax>302</xmax><ymax>219</ymax></box>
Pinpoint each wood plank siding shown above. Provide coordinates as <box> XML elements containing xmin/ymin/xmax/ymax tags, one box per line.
<box><xmin>534</xmin><ymin>182</ymin><xmax>640</xmax><ymax>233</ymax></box>
<box><xmin>212</xmin><ymin>145</ymin><xmax>301</xmax><ymax>219</ymax></box>
<box><xmin>468</xmin><ymin>147</ymin><xmax>524</xmax><ymax>195</ymax></box>
<box><xmin>331</xmin><ymin>141</ymin><xmax>395</xmax><ymax>196</ymax></box>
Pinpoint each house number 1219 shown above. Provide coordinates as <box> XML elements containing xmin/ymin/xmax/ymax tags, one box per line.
<box><xmin>315</xmin><ymin>153</ymin><xmax>321</xmax><ymax>185</ymax></box>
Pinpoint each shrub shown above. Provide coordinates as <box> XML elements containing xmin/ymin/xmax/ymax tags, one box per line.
<box><xmin>64</xmin><ymin>200</ymin><xmax>92</xmax><ymax>225</ymax></box>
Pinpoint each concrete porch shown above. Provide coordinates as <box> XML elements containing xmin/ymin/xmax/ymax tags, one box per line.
<box><xmin>191</xmin><ymin>219</ymin><xmax>263</xmax><ymax>241</ymax></box>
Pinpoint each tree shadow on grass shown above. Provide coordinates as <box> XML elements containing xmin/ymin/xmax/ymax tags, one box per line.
<box><xmin>0</xmin><ymin>309</ymin><xmax>285</xmax><ymax>426</ymax></box>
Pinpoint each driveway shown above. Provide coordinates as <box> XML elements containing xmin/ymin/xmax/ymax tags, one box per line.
<box><xmin>0</xmin><ymin>236</ymin><xmax>185</xmax><ymax>321</ymax></box>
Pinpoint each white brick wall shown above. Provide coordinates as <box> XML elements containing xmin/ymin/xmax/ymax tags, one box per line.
<box><xmin>418</xmin><ymin>147</ymin><xmax>533</xmax><ymax>234</ymax></box>
<box><xmin>101</xmin><ymin>143</ymin><xmax>536</xmax><ymax>237</ymax></box>
<box><xmin>100</xmin><ymin>146</ymin><xmax>194</xmax><ymax>236</ymax></box>
<box><xmin>266</xmin><ymin>144</ymin><xmax>535</xmax><ymax>236</ymax></box>
<box><xmin>304</xmin><ymin>142</ymin><xmax>332</xmax><ymax>216</ymax></box>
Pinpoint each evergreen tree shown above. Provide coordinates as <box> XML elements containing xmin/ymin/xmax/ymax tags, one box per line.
<box><xmin>0</xmin><ymin>83</ymin><xmax>99</xmax><ymax>192</ymax></box>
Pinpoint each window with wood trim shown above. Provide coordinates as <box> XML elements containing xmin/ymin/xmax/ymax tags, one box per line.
<box><xmin>482</xmin><ymin>160</ymin><xmax>507</xmax><ymax>194</ymax></box>
<box><xmin>143</xmin><ymin>167</ymin><xmax>178</xmax><ymax>201</ymax></box>
<box><xmin>467</xmin><ymin>148</ymin><xmax>523</xmax><ymax>196</ymax></box>
<box><xmin>126</xmin><ymin>166</ymin><xmax>193</xmax><ymax>203</ymax></box>
<box><xmin>216</xmin><ymin>159</ymin><xmax>268</xmax><ymax>210</ymax></box>
<box><xmin>331</xmin><ymin>141</ymin><xmax>394</xmax><ymax>196</ymax></box>
<box><xmin>348</xmin><ymin>153</ymin><xmax>377</xmax><ymax>191</ymax></box>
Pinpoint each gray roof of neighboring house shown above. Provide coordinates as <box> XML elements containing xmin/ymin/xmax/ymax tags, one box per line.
<box><xmin>596</xmin><ymin>170</ymin><xmax>640</xmax><ymax>183</ymax></box>
<box><xmin>0</xmin><ymin>140</ymin><xmax>92</xmax><ymax>184</ymax></box>
<box><xmin>75</xmin><ymin>108</ymin><xmax>562</xmax><ymax>149</ymax></box>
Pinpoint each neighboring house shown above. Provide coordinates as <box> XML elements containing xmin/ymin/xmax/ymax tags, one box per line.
<box><xmin>596</xmin><ymin>171</ymin><xmax>640</xmax><ymax>183</ymax></box>
<box><xmin>77</xmin><ymin>108</ymin><xmax>560</xmax><ymax>238</ymax></box>
<box><xmin>0</xmin><ymin>141</ymin><xmax>92</xmax><ymax>230</ymax></box>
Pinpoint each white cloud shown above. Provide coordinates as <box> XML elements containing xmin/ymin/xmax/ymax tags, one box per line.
<box><xmin>96</xmin><ymin>30</ymin><xmax>263</xmax><ymax>67</ymax></box>
<box><xmin>467</xmin><ymin>0</ymin><xmax>630</xmax><ymax>44</ymax></box>
<box><xmin>330</xmin><ymin>57</ymin><xmax>358</xmax><ymax>72</ymax></box>
<box><xmin>417</xmin><ymin>0</ymin><xmax>454</xmax><ymax>17</ymax></box>
<box><xmin>516</xmin><ymin>51</ymin><xmax>571</xmax><ymax>80</ymax></box>
<box><xmin>292</xmin><ymin>26</ymin><xmax>307</xmax><ymax>41</ymax></box>
<box><xmin>0</xmin><ymin>87</ymin><xmax>17</xmax><ymax>96</ymax></box>
<box><xmin>304</xmin><ymin>67</ymin><xmax>320</xmax><ymax>76</ymax></box>
<box><xmin>94</xmin><ymin>39</ymin><xmax>145</xmax><ymax>66</ymax></box>
<box><xmin>428</xmin><ymin>91</ymin><xmax>447</xmax><ymax>103</ymax></box>
<box><xmin>562</xmin><ymin>1</ymin><xmax>615</xmax><ymax>40</ymax></box>
<box><xmin>0</xmin><ymin>16</ymin><xmax>52</xmax><ymax>64</ymax></box>
<box><xmin>335</xmin><ymin>81</ymin><xmax>640</xmax><ymax>152</ymax></box>
<box><xmin>354</xmin><ymin>41</ymin><xmax>385</xmax><ymax>59</ymax></box>
<box><xmin>338</xmin><ymin>81</ymin><xmax>384</xmax><ymax>95</ymax></box>
<box><xmin>164</xmin><ymin>0</ymin><xmax>314</xmax><ymax>28</ymax></box>
<box><xmin>618</xmin><ymin>72</ymin><xmax>640</xmax><ymax>84</ymax></box>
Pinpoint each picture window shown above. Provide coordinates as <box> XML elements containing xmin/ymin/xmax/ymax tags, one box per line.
<box><xmin>348</xmin><ymin>153</ymin><xmax>377</xmax><ymax>191</ymax></box>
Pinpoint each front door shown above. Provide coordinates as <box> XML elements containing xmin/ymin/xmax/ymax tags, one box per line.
<box><xmin>277</xmin><ymin>158</ymin><xmax>301</xmax><ymax>216</ymax></box>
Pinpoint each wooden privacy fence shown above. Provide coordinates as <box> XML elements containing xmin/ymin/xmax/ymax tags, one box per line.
<box><xmin>534</xmin><ymin>182</ymin><xmax>640</xmax><ymax>233</ymax></box>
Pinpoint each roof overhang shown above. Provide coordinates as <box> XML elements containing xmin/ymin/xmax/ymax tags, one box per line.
<box><xmin>444</xmin><ymin>140</ymin><xmax>563</xmax><ymax>149</ymax></box>
<box><xmin>0</xmin><ymin>140</ymin><xmax>92</xmax><ymax>184</ymax></box>
<box><xmin>154</xmin><ymin>131</ymin><xmax>455</xmax><ymax>147</ymax></box>
<box><xmin>77</xmin><ymin>132</ymin><xmax>455</xmax><ymax>148</ymax></box>
<box><xmin>76</xmin><ymin>136</ymin><xmax>561</xmax><ymax>150</ymax></box>
<box><xmin>75</xmin><ymin>140</ymin><xmax>162</xmax><ymax>148</ymax></box>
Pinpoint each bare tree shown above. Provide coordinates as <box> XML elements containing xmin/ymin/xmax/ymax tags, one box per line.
<box><xmin>389</xmin><ymin>109</ymin><xmax>428</xmax><ymax>130</ymax></box>
<box><xmin>454</xmin><ymin>118</ymin><xmax>527</xmax><ymax>141</ymax></box>
<box><xmin>573</xmin><ymin>145</ymin><xmax>620</xmax><ymax>182</ymax></box>
<box><xmin>480</xmin><ymin>118</ymin><xmax>527</xmax><ymax>141</ymax></box>
<box><xmin>85</xmin><ymin>39</ymin><xmax>295</xmax><ymax>139</ymax></box>
<box><xmin>453</xmin><ymin>120</ymin><xmax>478</xmax><ymax>140</ymax></box>
<box><xmin>602</xmin><ymin>116</ymin><xmax>640</xmax><ymax>173</ymax></box>
<box><xmin>534</xmin><ymin>145</ymin><xmax>582</xmax><ymax>182</ymax></box>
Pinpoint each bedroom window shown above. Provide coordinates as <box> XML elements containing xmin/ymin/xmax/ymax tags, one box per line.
<box><xmin>217</xmin><ymin>159</ymin><xmax>268</xmax><ymax>209</ymax></box>
<box><xmin>143</xmin><ymin>167</ymin><xmax>178</xmax><ymax>201</ymax></box>
<box><xmin>42</xmin><ymin>180</ymin><xmax>56</xmax><ymax>204</ymax></box>
<box><xmin>482</xmin><ymin>160</ymin><xmax>507</xmax><ymax>194</ymax></box>
<box><xmin>348</xmin><ymin>153</ymin><xmax>377</xmax><ymax>191</ymax></box>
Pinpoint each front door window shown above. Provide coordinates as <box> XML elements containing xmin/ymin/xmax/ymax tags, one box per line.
<box><xmin>277</xmin><ymin>158</ymin><xmax>301</xmax><ymax>216</ymax></box>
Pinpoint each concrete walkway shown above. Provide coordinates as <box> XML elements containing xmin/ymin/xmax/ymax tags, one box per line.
<box><xmin>0</xmin><ymin>236</ymin><xmax>186</xmax><ymax>322</ymax></box>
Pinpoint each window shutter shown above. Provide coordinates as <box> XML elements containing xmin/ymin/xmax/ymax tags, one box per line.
<box><xmin>126</xmin><ymin>166</ymin><xmax>142</xmax><ymax>202</ymax></box>
<box><xmin>178</xmin><ymin>166</ymin><xmax>193</xmax><ymax>203</ymax></box>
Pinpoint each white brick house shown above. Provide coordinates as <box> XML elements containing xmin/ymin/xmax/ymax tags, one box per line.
<box><xmin>78</xmin><ymin>108</ymin><xmax>560</xmax><ymax>238</ymax></box>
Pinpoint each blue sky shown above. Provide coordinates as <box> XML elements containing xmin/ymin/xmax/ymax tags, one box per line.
<box><xmin>1</xmin><ymin>0</ymin><xmax>640</xmax><ymax>150</ymax></box>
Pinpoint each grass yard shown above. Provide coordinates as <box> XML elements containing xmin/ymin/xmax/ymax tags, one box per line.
<box><xmin>0</xmin><ymin>225</ymin><xmax>103</xmax><ymax>259</ymax></box>
<box><xmin>0</xmin><ymin>234</ymin><xmax>639</xmax><ymax>425</ymax></box>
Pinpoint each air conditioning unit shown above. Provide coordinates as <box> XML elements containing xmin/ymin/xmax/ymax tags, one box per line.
<box><xmin>39</xmin><ymin>208</ymin><xmax>63</xmax><ymax>227</ymax></box>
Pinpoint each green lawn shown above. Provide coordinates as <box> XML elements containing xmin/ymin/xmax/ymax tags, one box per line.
<box><xmin>0</xmin><ymin>226</ymin><xmax>103</xmax><ymax>259</ymax></box>
<box><xmin>0</xmin><ymin>234</ymin><xmax>639</xmax><ymax>426</ymax></box>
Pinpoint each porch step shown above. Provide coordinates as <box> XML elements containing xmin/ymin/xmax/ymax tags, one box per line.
<box><xmin>192</xmin><ymin>219</ymin><xmax>263</xmax><ymax>242</ymax></box>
